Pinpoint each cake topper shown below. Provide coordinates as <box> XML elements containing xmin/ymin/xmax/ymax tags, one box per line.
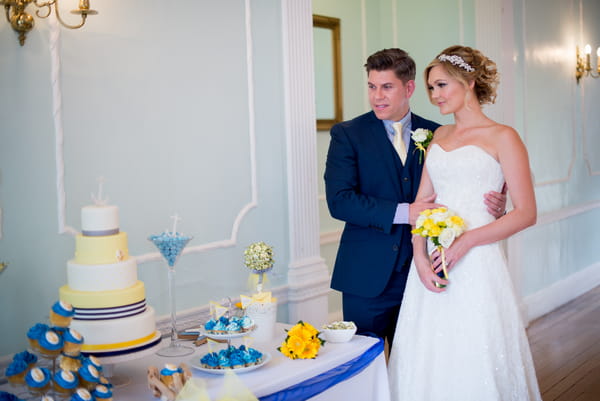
<box><xmin>91</xmin><ymin>176</ymin><xmax>108</xmax><ymax>206</ymax></box>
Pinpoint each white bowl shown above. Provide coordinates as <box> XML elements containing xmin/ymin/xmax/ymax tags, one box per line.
<box><xmin>322</xmin><ymin>326</ymin><xmax>357</xmax><ymax>343</ymax></box>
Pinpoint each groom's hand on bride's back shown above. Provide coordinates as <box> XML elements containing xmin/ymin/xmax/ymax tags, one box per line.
<box><xmin>484</xmin><ymin>182</ymin><xmax>508</xmax><ymax>219</ymax></box>
<box><xmin>409</xmin><ymin>193</ymin><xmax>445</xmax><ymax>226</ymax></box>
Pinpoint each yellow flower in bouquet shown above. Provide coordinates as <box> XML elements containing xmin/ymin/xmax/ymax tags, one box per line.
<box><xmin>278</xmin><ymin>321</ymin><xmax>325</xmax><ymax>360</ymax></box>
<box><xmin>411</xmin><ymin>207</ymin><xmax>466</xmax><ymax>287</ymax></box>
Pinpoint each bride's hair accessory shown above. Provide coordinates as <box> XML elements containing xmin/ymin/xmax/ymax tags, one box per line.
<box><xmin>438</xmin><ymin>54</ymin><xmax>475</xmax><ymax>72</ymax></box>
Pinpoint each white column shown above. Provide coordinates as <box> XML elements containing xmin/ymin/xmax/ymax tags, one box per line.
<box><xmin>281</xmin><ymin>0</ymin><xmax>330</xmax><ymax>326</ymax></box>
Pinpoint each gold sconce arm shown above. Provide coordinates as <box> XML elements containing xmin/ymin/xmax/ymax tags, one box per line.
<box><xmin>1</xmin><ymin>0</ymin><xmax>96</xmax><ymax>45</ymax></box>
<box><xmin>576</xmin><ymin>45</ymin><xmax>600</xmax><ymax>84</ymax></box>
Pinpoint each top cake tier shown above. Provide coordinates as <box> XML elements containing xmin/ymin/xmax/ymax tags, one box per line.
<box><xmin>81</xmin><ymin>205</ymin><xmax>119</xmax><ymax>236</ymax></box>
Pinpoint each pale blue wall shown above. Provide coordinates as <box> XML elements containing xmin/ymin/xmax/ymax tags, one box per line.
<box><xmin>0</xmin><ymin>0</ymin><xmax>289</xmax><ymax>356</ymax></box>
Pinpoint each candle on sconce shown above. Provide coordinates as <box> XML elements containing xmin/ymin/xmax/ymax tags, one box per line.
<box><xmin>597</xmin><ymin>47</ymin><xmax>600</xmax><ymax>72</ymax></box>
<box><xmin>584</xmin><ymin>44</ymin><xmax>592</xmax><ymax>70</ymax></box>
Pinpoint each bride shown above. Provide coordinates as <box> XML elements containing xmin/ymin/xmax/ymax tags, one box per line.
<box><xmin>387</xmin><ymin>45</ymin><xmax>542</xmax><ymax>401</ymax></box>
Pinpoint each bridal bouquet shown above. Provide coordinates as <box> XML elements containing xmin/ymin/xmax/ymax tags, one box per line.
<box><xmin>278</xmin><ymin>321</ymin><xmax>325</xmax><ymax>360</ymax></box>
<box><xmin>411</xmin><ymin>207</ymin><xmax>466</xmax><ymax>287</ymax></box>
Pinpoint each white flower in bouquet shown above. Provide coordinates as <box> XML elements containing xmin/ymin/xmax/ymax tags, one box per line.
<box><xmin>438</xmin><ymin>228</ymin><xmax>456</xmax><ymax>249</ymax></box>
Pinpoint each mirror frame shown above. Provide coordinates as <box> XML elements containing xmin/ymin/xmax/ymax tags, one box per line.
<box><xmin>313</xmin><ymin>14</ymin><xmax>343</xmax><ymax>131</ymax></box>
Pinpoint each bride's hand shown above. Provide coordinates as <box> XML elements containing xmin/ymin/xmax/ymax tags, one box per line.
<box><xmin>430</xmin><ymin>233</ymin><xmax>473</xmax><ymax>274</ymax></box>
<box><xmin>415</xmin><ymin>254</ymin><xmax>448</xmax><ymax>292</ymax></box>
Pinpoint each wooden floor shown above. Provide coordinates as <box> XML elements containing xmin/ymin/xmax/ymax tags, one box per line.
<box><xmin>527</xmin><ymin>286</ymin><xmax>600</xmax><ymax>400</ymax></box>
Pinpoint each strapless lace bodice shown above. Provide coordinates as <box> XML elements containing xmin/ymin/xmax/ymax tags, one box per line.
<box><xmin>427</xmin><ymin>144</ymin><xmax>504</xmax><ymax>229</ymax></box>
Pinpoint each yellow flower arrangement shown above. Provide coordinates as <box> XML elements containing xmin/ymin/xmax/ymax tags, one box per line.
<box><xmin>278</xmin><ymin>321</ymin><xmax>325</xmax><ymax>360</ymax></box>
<box><xmin>412</xmin><ymin>207</ymin><xmax>466</xmax><ymax>287</ymax></box>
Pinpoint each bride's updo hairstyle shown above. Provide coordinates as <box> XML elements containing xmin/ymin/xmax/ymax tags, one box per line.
<box><xmin>424</xmin><ymin>45</ymin><xmax>499</xmax><ymax>105</ymax></box>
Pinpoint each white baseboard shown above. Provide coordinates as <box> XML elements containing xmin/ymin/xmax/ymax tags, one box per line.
<box><xmin>523</xmin><ymin>262</ymin><xmax>600</xmax><ymax>323</ymax></box>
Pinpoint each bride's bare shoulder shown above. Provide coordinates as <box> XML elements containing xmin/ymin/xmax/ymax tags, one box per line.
<box><xmin>431</xmin><ymin>124</ymin><xmax>454</xmax><ymax>143</ymax></box>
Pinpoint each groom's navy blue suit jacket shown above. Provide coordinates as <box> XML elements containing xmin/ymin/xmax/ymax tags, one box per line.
<box><xmin>325</xmin><ymin>111</ymin><xmax>440</xmax><ymax>298</ymax></box>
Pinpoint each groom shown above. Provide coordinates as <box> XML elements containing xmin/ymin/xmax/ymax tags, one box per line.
<box><xmin>324</xmin><ymin>48</ymin><xmax>506</xmax><ymax>347</ymax></box>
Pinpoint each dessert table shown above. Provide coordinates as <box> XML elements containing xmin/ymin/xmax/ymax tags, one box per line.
<box><xmin>111</xmin><ymin>323</ymin><xmax>390</xmax><ymax>401</ymax></box>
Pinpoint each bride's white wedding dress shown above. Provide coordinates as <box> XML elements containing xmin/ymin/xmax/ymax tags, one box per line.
<box><xmin>388</xmin><ymin>144</ymin><xmax>542</xmax><ymax>401</ymax></box>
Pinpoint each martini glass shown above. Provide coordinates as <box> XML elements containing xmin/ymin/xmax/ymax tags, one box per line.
<box><xmin>149</xmin><ymin>231</ymin><xmax>193</xmax><ymax>357</ymax></box>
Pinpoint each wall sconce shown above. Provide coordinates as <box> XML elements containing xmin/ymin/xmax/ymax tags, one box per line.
<box><xmin>0</xmin><ymin>0</ymin><xmax>97</xmax><ymax>46</ymax></box>
<box><xmin>576</xmin><ymin>44</ymin><xmax>600</xmax><ymax>84</ymax></box>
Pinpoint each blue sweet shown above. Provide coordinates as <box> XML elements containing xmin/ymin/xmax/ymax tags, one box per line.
<box><xmin>27</xmin><ymin>323</ymin><xmax>49</xmax><ymax>342</ymax></box>
<box><xmin>53</xmin><ymin>370</ymin><xmax>79</xmax><ymax>390</ymax></box>
<box><xmin>13</xmin><ymin>350</ymin><xmax>38</xmax><ymax>366</ymax></box>
<box><xmin>148</xmin><ymin>232</ymin><xmax>192</xmax><ymax>267</ymax></box>
<box><xmin>78</xmin><ymin>364</ymin><xmax>100</xmax><ymax>385</ymax></box>
<box><xmin>160</xmin><ymin>363</ymin><xmax>182</xmax><ymax>376</ymax></box>
<box><xmin>51</xmin><ymin>301</ymin><xmax>75</xmax><ymax>317</ymax></box>
<box><xmin>200</xmin><ymin>352</ymin><xmax>219</xmax><ymax>369</ymax></box>
<box><xmin>70</xmin><ymin>388</ymin><xmax>93</xmax><ymax>401</ymax></box>
<box><xmin>92</xmin><ymin>384</ymin><xmax>113</xmax><ymax>400</ymax></box>
<box><xmin>25</xmin><ymin>367</ymin><xmax>51</xmax><ymax>390</ymax></box>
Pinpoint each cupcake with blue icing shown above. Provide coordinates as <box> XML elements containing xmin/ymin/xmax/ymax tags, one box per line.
<box><xmin>78</xmin><ymin>364</ymin><xmax>100</xmax><ymax>390</ymax></box>
<box><xmin>69</xmin><ymin>388</ymin><xmax>93</xmax><ymax>401</ymax></box>
<box><xmin>200</xmin><ymin>352</ymin><xmax>220</xmax><ymax>369</ymax></box>
<box><xmin>25</xmin><ymin>367</ymin><xmax>51</xmax><ymax>395</ymax></box>
<box><xmin>92</xmin><ymin>384</ymin><xmax>113</xmax><ymax>401</ymax></box>
<box><xmin>159</xmin><ymin>363</ymin><xmax>183</xmax><ymax>389</ymax></box>
<box><xmin>26</xmin><ymin>323</ymin><xmax>49</xmax><ymax>351</ymax></box>
<box><xmin>12</xmin><ymin>350</ymin><xmax>37</xmax><ymax>368</ymax></box>
<box><xmin>63</xmin><ymin>329</ymin><xmax>84</xmax><ymax>357</ymax></box>
<box><xmin>49</xmin><ymin>301</ymin><xmax>75</xmax><ymax>328</ymax></box>
<box><xmin>38</xmin><ymin>329</ymin><xmax>64</xmax><ymax>357</ymax></box>
<box><xmin>53</xmin><ymin>369</ymin><xmax>79</xmax><ymax>395</ymax></box>
<box><xmin>5</xmin><ymin>359</ymin><xmax>28</xmax><ymax>385</ymax></box>
<box><xmin>82</xmin><ymin>355</ymin><xmax>102</xmax><ymax>373</ymax></box>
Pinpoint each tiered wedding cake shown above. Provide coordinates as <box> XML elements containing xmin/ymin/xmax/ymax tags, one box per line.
<box><xmin>59</xmin><ymin>203</ymin><xmax>161</xmax><ymax>357</ymax></box>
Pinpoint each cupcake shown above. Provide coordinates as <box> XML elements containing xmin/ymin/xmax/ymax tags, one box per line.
<box><xmin>49</xmin><ymin>300</ymin><xmax>75</xmax><ymax>328</ymax></box>
<box><xmin>38</xmin><ymin>329</ymin><xmax>64</xmax><ymax>358</ymax></box>
<box><xmin>82</xmin><ymin>355</ymin><xmax>102</xmax><ymax>373</ymax></box>
<box><xmin>0</xmin><ymin>391</ymin><xmax>24</xmax><ymax>401</ymax></box>
<box><xmin>63</xmin><ymin>329</ymin><xmax>84</xmax><ymax>357</ymax></box>
<box><xmin>4</xmin><ymin>359</ymin><xmax>28</xmax><ymax>385</ymax></box>
<box><xmin>92</xmin><ymin>384</ymin><xmax>113</xmax><ymax>401</ymax></box>
<box><xmin>12</xmin><ymin>350</ymin><xmax>37</xmax><ymax>368</ymax></box>
<box><xmin>98</xmin><ymin>376</ymin><xmax>112</xmax><ymax>389</ymax></box>
<box><xmin>59</xmin><ymin>354</ymin><xmax>82</xmax><ymax>372</ymax></box>
<box><xmin>25</xmin><ymin>367</ymin><xmax>51</xmax><ymax>395</ymax></box>
<box><xmin>159</xmin><ymin>363</ymin><xmax>182</xmax><ymax>389</ymax></box>
<box><xmin>53</xmin><ymin>369</ymin><xmax>79</xmax><ymax>395</ymax></box>
<box><xmin>26</xmin><ymin>323</ymin><xmax>49</xmax><ymax>351</ymax></box>
<box><xmin>69</xmin><ymin>388</ymin><xmax>93</xmax><ymax>401</ymax></box>
<box><xmin>78</xmin><ymin>364</ymin><xmax>100</xmax><ymax>390</ymax></box>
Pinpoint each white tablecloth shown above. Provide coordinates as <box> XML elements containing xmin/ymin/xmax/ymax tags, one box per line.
<box><xmin>112</xmin><ymin>325</ymin><xmax>390</xmax><ymax>401</ymax></box>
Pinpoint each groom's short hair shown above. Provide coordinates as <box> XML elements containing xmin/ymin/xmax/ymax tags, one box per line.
<box><xmin>365</xmin><ymin>48</ymin><xmax>416</xmax><ymax>83</ymax></box>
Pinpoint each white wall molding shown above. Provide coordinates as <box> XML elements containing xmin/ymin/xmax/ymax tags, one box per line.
<box><xmin>524</xmin><ymin>262</ymin><xmax>600</xmax><ymax>323</ymax></box>
<box><xmin>55</xmin><ymin>1</ymin><xmax>259</xmax><ymax>264</ymax></box>
<box><xmin>282</xmin><ymin>0</ymin><xmax>330</xmax><ymax>326</ymax></box>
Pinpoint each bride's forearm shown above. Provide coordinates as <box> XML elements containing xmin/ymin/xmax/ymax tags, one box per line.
<box><xmin>465</xmin><ymin>206</ymin><xmax>536</xmax><ymax>248</ymax></box>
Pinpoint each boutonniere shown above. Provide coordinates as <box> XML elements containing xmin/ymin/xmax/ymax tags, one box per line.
<box><xmin>411</xmin><ymin>128</ymin><xmax>434</xmax><ymax>164</ymax></box>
